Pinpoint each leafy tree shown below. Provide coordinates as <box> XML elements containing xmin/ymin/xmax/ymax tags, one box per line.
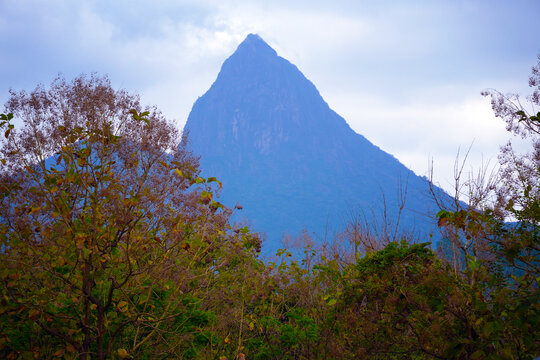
<box><xmin>316</xmin><ymin>241</ymin><xmax>454</xmax><ymax>359</ymax></box>
<box><xmin>435</xmin><ymin>56</ymin><xmax>540</xmax><ymax>358</ymax></box>
<box><xmin>0</xmin><ymin>75</ymin><xmax>260</xmax><ymax>359</ymax></box>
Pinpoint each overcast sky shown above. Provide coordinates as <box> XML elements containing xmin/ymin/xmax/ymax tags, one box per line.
<box><xmin>1</xmin><ymin>0</ymin><xmax>538</xmax><ymax>195</ymax></box>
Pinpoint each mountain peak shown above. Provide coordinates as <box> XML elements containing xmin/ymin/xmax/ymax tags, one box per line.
<box><xmin>235</xmin><ymin>34</ymin><xmax>277</xmax><ymax>57</ymax></box>
<box><xmin>213</xmin><ymin>34</ymin><xmax>287</xmax><ymax>89</ymax></box>
<box><xmin>185</xmin><ymin>36</ymin><xmax>445</xmax><ymax>253</ymax></box>
<box><xmin>242</xmin><ymin>33</ymin><xmax>267</xmax><ymax>45</ymax></box>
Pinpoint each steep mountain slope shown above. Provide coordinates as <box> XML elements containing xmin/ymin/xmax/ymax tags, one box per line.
<box><xmin>185</xmin><ymin>34</ymin><xmax>444</xmax><ymax>253</ymax></box>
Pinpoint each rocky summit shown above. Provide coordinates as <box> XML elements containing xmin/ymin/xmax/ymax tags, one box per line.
<box><xmin>185</xmin><ymin>34</ymin><xmax>447</xmax><ymax>254</ymax></box>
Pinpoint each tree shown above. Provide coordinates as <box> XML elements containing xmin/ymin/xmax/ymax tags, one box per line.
<box><xmin>435</xmin><ymin>56</ymin><xmax>540</xmax><ymax>358</ymax></box>
<box><xmin>320</xmin><ymin>241</ymin><xmax>471</xmax><ymax>359</ymax></box>
<box><xmin>0</xmin><ymin>74</ymin><xmax>260</xmax><ymax>359</ymax></box>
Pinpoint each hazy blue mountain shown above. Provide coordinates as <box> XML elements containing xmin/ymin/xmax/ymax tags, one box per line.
<box><xmin>185</xmin><ymin>34</ymin><xmax>446</xmax><ymax>254</ymax></box>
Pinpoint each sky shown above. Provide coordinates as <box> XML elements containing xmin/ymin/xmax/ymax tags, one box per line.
<box><xmin>1</xmin><ymin>0</ymin><xmax>539</xmax><ymax>196</ymax></box>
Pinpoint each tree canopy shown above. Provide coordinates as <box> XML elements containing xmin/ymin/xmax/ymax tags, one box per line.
<box><xmin>0</xmin><ymin>62</ymin><xmax>538</xmax><ymax>359</ymax></box>
<box><xmin>0</xmin><ymin>75</ymin><xmax>261</xmax><ymax>359</ymax></box>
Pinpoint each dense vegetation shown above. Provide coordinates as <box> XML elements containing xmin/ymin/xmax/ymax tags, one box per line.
<box><xmin>0</xmin><ymin>58</ymin><xmax>538</xmax><ymax>359</ymax></box>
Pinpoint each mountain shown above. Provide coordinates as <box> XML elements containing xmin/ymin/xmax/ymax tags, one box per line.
<box><xmin>184</xmin><ymin>34</ymin><xmax>446</xmax><ymax>254</ymax></box>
